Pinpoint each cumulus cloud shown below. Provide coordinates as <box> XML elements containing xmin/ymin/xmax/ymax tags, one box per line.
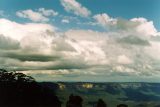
<box><xmin>0</xmin><ymin>18</ymin><xmax>55</xmax><ymax>41</ymax></box>
<box><xmin>94</xmin><ymin>13</ymin><xmax>160</xmax><ymax>38</ymax></box>
<box><xmin>130</xmin><ymin>17</ymin><xmax>158</xmax><ymax>36</ymax></box>
<box><xmin>117</xmin><ymin>55</ymin><xmax>132</xmax><ymax>64</ymax></box>
<box><xmin>0</xmin><ymin>35</ymin><xmax>20</xmax><ymax>50</ymax></box>
<box><xmin>38</xmin><ymin>8</ymin><xmax>58</xmax><ymax>16</ymax></box>
<box><xmin>93</xmin><ymin>13</ymin><xmax>117</xmax><ymax>27</ymax></box>
<box><xmin>145</xmin><ymin>41</ymin><xmax>160</xmax><ymax>60</ymax></box>
<box><xmin>16</xmin><ymin>9</ymin><xmax>49</xmax><ymax>22</ymax></box>
<box><xmin>16</xmin><ymin>8</ymin><xmax>58</xmax><ymax>22</ymax></box>
<box><xmin>118</xmin><ymin>35</ymin><xmax>150</xmax><ymax>46</ymax></box>
<box><xmin>64</xmin><ymin>30</ymin><xmax>107</xmax><ymax>65</ymax></box>
<box><xmin>60</xmin><ymin>0</ymin><xmax>91</xmax><ymax>17</ymax></box>
<box><xmin>1</xmin><ymin>17</ymin><xmax>160</xmax><ymax>82</ymax></box>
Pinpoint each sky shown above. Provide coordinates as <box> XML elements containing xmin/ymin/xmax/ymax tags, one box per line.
<box><xmin>0</xmin><ymin>0</ymin><xmax>160</xmax><ymax>82</ymax></box>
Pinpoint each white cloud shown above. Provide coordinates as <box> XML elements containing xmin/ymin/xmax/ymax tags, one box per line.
<box><xmin>38</xmin><ymin>8</ymin><xmax>58</xmax><ymax>16</ymax></box>
<box><xmin>16</xmin><ymin>8</ymin><xmax>58</xmax><ymax>22</ymax></box>
<box><xmin>61</xmin><ymin>19</ymin><xmax>69</xmax><ymax>23</ymax></box>
<box><xmin>1</xmin><ymin>17</ymin><xmax>160</xmax><ymax>81</ymax></box>
<box><xmin>93</xmin><ymin>13</ymin><xmax>117</xmax><ymax>27</ymax></box>
<box><xmin>117</xmin><ymin>55</ymin><xmax>132</xmax><ymax>64</ymax></box>
<box><xmin>61</xmin><ymin>0</ymin><xmax>91</xmax><ymax>17</ymax></box>
<box><xmin>16</xmin><ymin>9</ymin><xmax>49</xmax><ymax>22</ymax></box>
<box><xmin>145</xmin><ymin>41</ymin><xmax>160</xmax><ymax>59</ymax></box>
<box><xmin>0</xmin><ymin>35</ymin><xmax>20</xmax><ymax>50</ymax></box>
<box><xmin>94</xmin><ymin>13</ymin><xmax>159</xmax><ymax>38</ymax></box>
<box><xmin>0</xmin><ymin>18</ymin><xmax>55</xmax><ymax>41</ymax></box>
<box><xmin>113</xmin><ymin>65</ymin><xmax>135</xmax><ymax>73</ymax></box>
<box><xmin>131</xmin><ymin>17</ymin><xmax>158</xmax><ymax>37</ymax></box>
<box><xmin>62</xmin><ymin>30</ymin><xmax>108</xmax><ymax>65</ymax></box>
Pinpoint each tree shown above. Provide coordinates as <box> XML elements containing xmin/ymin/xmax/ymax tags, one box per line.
<box><xmin>66</xmin><ymin>94</ymin><xmax>83</xmax><ymax>107</ymax></box>
<box><xmin>0</xmin><ymin>69</ymin><xmax>61</xmax><ymax>107</ymax></box>
<box><xmin>117</xmin><ymin>104</ymin><xmax>128</xmax><ymax>107</ymax></box>
<box><xmin>95</xmin><ymin>99</ymin><xmax>107</xmax><ymax>107</ymax></box>
<box><xmin>0</xmin><ymin>69</ymin><xmax>35</xmax><ymax>82</ymax></box>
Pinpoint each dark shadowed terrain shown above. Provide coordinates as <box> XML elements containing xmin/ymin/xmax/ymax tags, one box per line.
<box><xmin>0</xmin><ymin>69</ymin><xmax>61</xmax><ymax>107</ymax></box>
<box><xmin>1</xmin><ymin>69</ymin><xmax>160</xmax><ymax>107</ymax></box>
<box><xmin>42</xmin><ymin>82</ymin><xmax>160</xmax><ymax>107</ymax></box>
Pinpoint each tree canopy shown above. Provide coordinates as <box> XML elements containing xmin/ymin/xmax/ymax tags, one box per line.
<box><xmin>0</xmin><ymin>69</ymin><xmax>61</xmax><ymax>107</ymax></box>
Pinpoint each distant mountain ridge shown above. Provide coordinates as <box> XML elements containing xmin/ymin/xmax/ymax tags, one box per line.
<box><xmin>39</xmin><ymin>82</ymin><xmax>160</xmax><ymax>107</ymax></box>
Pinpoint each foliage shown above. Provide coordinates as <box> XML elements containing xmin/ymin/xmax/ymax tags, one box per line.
<box><xmin>0</xmin><ymin>69</ymin><xmax>61</xmax><ymax>107</ymax></box>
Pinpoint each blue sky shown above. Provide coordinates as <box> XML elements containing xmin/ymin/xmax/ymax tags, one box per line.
<box><xmin>1</xmin><ymin>0</ymin><xmax>160</xmax><ymax>82</ymax></box>
<box><xmin>0</xmin><ymin>0</ymin><xmax>160</xmax><ymax>31</ymax></box>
